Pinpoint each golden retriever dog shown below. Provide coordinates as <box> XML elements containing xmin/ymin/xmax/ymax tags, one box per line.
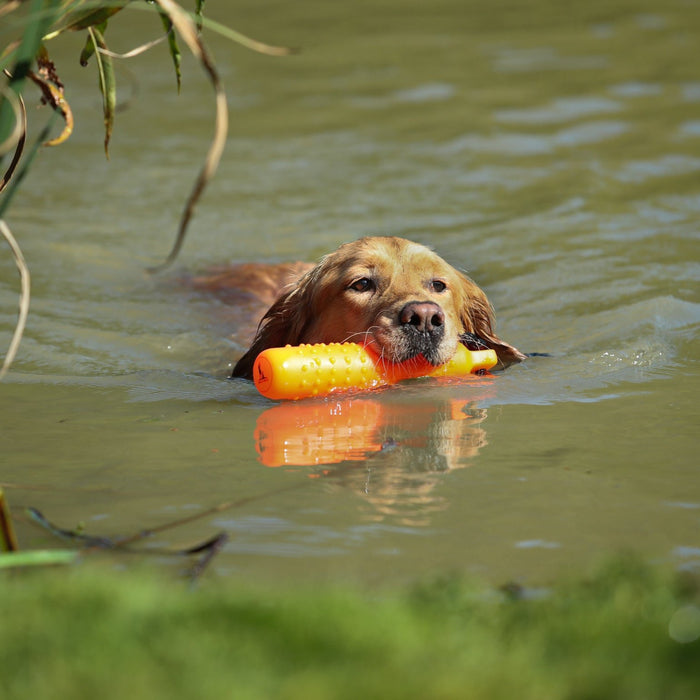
<box><xmin>228</xmin><ymin>236</ymin><xmax>525</xmax><ymax>379</ymax></box>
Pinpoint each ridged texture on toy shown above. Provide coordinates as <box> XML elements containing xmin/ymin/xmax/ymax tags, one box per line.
<box><xmin>252</xmin><ymin>343</ymin><xmax>497</xmax><ymax>400</ymax></box>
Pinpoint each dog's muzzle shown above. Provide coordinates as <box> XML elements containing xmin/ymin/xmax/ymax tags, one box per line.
<box><xmin>397</xmin><ymin>301</ymin><xmax>446</xmax><ymax>364</ymax></box>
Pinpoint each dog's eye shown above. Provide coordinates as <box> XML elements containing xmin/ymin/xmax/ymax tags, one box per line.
<box><xmin>349</xmin><ymin>277</ymin><xmax>374</xmax><ymax>292</ymax></box>
<box><xmin>430</xmin><ymin>279</ymin><xmax>447</xmax><ymax>293</ymax></box>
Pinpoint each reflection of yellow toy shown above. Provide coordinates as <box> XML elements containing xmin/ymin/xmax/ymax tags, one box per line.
<box><xmin>254</xmin><ymin>395</ymin><xmax>493</xmax><ymax>467</ymax></box>
<box><xmin>255</xmin><ymin>398</ymin><xmax>385</xmax><ymax>466</ymax></box>
<box><xmin>252</xmin><ymin>342</ymin><xmax>497</xmax><ymax>400</ymax></box>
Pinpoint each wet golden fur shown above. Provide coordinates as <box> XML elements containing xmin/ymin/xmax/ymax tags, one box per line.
<box><xmin>230</xmin><ymin>236</ymin><xmax>524</xmax><ymax>379</ymax></box>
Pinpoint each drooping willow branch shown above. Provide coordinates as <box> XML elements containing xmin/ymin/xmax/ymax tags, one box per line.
<box><xmin>0</xmin><ymin>1</ymin><xmax>297</xmax><ymax>374</ymax></box>
<box><xmin>146</xmin><ymin>0</ymin><xmax>228</xmax><ymax>272</ymax></box>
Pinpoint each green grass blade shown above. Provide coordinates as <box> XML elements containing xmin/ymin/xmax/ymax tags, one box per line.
<box><xmin>195</xmin><ymin>0</ymin><xmax>204</xmax><ymax>33</ymax></box>
<box><xmin>87</xmin><ymin>24</ymin><xmax>115</xmax><ymax>158</ymax></box>
<box><xmin>159</xmin><ymin>12</ymin><xmax>182</xmax><ymax>93</ymax></box>
<box><xmin>78</xmin><ymin>31</ymin><xmax>97</xmax><ymax>66</ymax></box>
<box><xmin>0</xmin><ymin>550</ymin><xmax>78</xmax><ymax>568</ymax></box>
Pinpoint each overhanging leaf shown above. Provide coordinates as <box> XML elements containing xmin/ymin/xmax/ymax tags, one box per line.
<box><xmin>201</xmin><ymin>15</ymin><xmax>298</xmax><ymax>57</ymax></box>
<box><xmin>148</xmin><ymin>0</ymin><xmax>228</xmax><ymax>271</ymax></box>
<box><xmin>87</xmin><ymin>24</ymin><xmax>115</xmax><ymax>158</ymax></box>
<box><xmin>30</xmin><ymin>46</ymin><xmax>74</xmax><ymax>146</ymax></box>
<box><xmin>0</xmin><ymin>0</ymin><xmax>62</xmax><ymax>146</ymax></box>
<box><xmin>158</xmin><ymin>11</ymin><xmax>181</xmax><ymax>93</ymax></box>
<box><xmin>44</xmin><ymin>0</ymin><xmax>129</xmax><ymax>39</ymax></box>
<box><xmin>78</xmin><ymin>30</ymin><xmax>96</xmax><ymax>66</ymax></box>
<box><xmin>195</xmin><ymin>0</ymin><xmax>205</xmax><ymax>33</ymax></box>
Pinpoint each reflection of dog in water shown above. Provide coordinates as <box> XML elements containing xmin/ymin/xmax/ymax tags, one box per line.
<box><xmin>255</xmin><ymin>392</ymin><xmax>490</xmax><ymax>525</ymax></box>
<box><xmin>187</xmin><ymin>236</ymin><xmax>514</xmax><ymax>524</ymax></box>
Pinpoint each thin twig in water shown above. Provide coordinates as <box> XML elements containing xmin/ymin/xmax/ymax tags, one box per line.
<box><xmin>27</xmin><ymin>505</ymin><xmax>229</xmax><ymax>568</ymax></box>
<box><xmin>27</xmin><ymin>481</ymin><xmax>306</xmax><ymax>553</ymax></box>
<box><xmin>114</xmin><ymin>481</ymin><xmax>305</xmax><ymax>547</ymax></box>
<box><xmin>186</xmin><ymin>532</ymin><xmax>228</xmax><ymax>583</ymax></box>
<box><xmin>26</xmin><ymin>508</ymin><xmax>116</xmax><ymax>548</ymax></box>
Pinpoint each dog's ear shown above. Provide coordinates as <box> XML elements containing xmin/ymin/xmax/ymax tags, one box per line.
<box><xmin>456</xmin><ymin>273</ymin><xmax>526</xmax><ymax>368</ymax></box>
<box><xmin>232</xmin><ymin>275</ymin><xmax>316</xmax><ymax>379</ymax></box>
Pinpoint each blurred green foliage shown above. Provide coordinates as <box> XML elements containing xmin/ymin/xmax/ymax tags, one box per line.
<box><xmin>0</xmin><ymin>555</ymin><xmax>698</xmax><ymax>699</ymax></box>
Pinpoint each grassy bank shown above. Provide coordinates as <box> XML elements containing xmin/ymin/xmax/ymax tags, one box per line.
<box><xmin>1</xmin><ymin>556</ymin><xmax>699</xmax><ymax>699</ymax></box>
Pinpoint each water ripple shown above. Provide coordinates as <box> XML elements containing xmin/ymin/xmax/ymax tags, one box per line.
<box><xmin>495</xmin><ymin>96</ymin><xmax>621</xmax><ymax>124</ymax></box>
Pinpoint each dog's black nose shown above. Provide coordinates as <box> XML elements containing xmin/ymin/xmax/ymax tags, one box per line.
<box><xmin>399</xmin><ymin>301</ymin><xmax>444</xmax><ymax>333</ymax></box>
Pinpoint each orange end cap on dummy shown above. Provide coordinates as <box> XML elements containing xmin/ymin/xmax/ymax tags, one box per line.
<box><xmin>252</xmin><ymin>342</ymin><xmax>497</xmax><ymax>400</ymax></box>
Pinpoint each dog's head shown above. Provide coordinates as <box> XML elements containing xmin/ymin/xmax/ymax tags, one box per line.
<box><xmin>233</xmin><ymin>236</ymin><xmax>525</xmax><ymax>378</ymax></box>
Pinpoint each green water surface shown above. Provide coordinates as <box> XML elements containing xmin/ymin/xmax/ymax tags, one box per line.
<box><xmin>1</xmin><ymin>0</ymin><xmax>698</xmax><ymax>585</ymax></box>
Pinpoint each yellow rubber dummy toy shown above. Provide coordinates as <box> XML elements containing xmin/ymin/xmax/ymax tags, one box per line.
<box><xmin>252</xmin><ymin>342</ymin><xmax>497</xmax><ymax>400</ymax></box>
